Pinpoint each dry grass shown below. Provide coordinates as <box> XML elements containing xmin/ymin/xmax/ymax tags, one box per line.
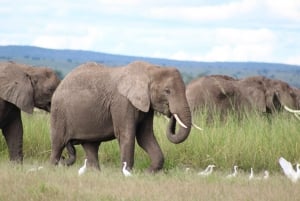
<box><xmin>0</xmin><ymin>162</ymin><xmax>299</xmax><ymax>201</ymax></box>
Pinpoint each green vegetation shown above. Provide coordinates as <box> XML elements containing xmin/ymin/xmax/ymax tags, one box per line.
<box><xmin>0</xmin><ymin>111</ymin><xmax>299</xmax><ymax>172</ymax></box>
<box><xmin>0</xmin><ymin>111</ymin><xmax>300</xmax><ymax>200</ymax></box>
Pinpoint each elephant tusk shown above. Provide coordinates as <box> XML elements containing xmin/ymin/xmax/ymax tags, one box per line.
<box><xmin>174</xmin><ymin>114</ymin><xmax>188</xmax><ymax>129</ymax></box>
<box><xmin>192</xmin><ymin>123</ymin><xmax>203</xmax><ymax>131</ymax></box>
<box><xmin>284</xmin><ymin>105</ymin><xmax>300</xmax><ymax>114</ymax></box>
<box><xmin>295</xmin><ymin>113</ymin><xmax>300</xmax><ymax>121</ymax></box>
<box><xmin>163</xmin><ymin>116</ymin><xmax>169</xmax><ymax>121</ymax></box>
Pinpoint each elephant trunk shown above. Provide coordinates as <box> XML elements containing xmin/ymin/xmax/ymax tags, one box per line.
<box><xmin>166</xmin><ymin>105</ymin><xmax>192</xmax><ymax>144</ymax></box>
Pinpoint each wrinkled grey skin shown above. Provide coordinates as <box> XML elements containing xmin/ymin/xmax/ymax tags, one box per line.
<box><xmin>292</xmin><ymin>87</ymin><xmax>300</xmax><ymax>109</ymax></box>
<box><xmin>238</xmin><ymin>76</ymin><xmax>298</xmax><ymax>113</ymax></box>
<box><xmin>0</xmin><ymin>62</ymin><xmax>60</xmax><ymax>162</ymax></box>
<box><xmin>50</xmin><ymin>61</ymin><xmax>191</xmax><ymax>173</ymax></box>
<box><xmin>186</xmin><ymin>75</ymin><xmax>299</xmax><ymax>120</ymax></box>
<box><xmin>186</xmin><ymin>75</ymin><xmax>240</xmax><ymax>120</ymax></box>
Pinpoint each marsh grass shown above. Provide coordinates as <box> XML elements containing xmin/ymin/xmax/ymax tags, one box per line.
<box><xmin>0</xmin><ymin>162</ymin><xmax>300</xmax><ymax>201</ymax></box>
<box><xmin>0</xmin><ymin>111</ymin><xmax>300</xmax><ymax>200</ymax></box>
<box><xmin>1</xmin><ymin>110</ymin><xmax>299</xmax><ymax>171</ymax></box>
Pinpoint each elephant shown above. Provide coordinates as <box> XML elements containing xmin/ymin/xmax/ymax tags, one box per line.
<box><xmin>50</xmin><ymin>61</ymin><xmax>192</xmax><ymax>173</ymax></box>
<box><xmin>186</xmin><ymin>75</ymin><xmax>240</xmax><ymax>120</ymax></box>
<box><xmin>238</xmin><ymin>76</ymin><xmax>299</xmax><ymax>113</ymax></box>
<box><xmin>292</xmin><ymin>87</ymin><xmax>300</xmax><ymax>109</ymax></box>
<box><xmin>235</xmin><ymin>76</ymin><xmax>277</xmax><ymax>113</ymax></box>
<box><xmin>281</xmin><ymin>86</ymin><xmax>300</xmax><ymax>118</ymax></box>
<box><xmin>266</xmin><ymin>78</ymin><xmax>299</xmax><ymax>111</ymax></box>
<box><xmin>0</xmin><ymin>61</ymin><xmax>61</xmax><ymax>162</ymax></box>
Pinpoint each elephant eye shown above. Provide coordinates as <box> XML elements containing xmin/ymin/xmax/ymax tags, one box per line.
<box><xmin>164</xmin><ymin>88</ymin><xmax>171</xmax><ymax>95</ymax></box>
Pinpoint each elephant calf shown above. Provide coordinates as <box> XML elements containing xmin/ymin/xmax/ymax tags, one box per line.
<box><xmin>50</xmin><ymin>61</ymin><xmax>192</xmax><ymax>173</ymax></box>
<box><xmin>0</xmin><ymin>61</ymin><xmax>60</xmax><ymax>162</ymax></box>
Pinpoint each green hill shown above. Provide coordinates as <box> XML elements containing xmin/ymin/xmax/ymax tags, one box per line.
<box><xmin>1</xmin><ymin>45</ymin><xmax>300</xmax><ymax>87</ymax></box>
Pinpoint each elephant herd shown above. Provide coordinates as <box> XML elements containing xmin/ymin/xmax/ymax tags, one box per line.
<box><xmin>0</xmin><ymin>61</ymin><xmax>299</xmax><ymax>174</ymax></box>
<box><xmin>186</xmin><ymin>74</ymin><xmax>300</xmax><ymax>121</ymax></box>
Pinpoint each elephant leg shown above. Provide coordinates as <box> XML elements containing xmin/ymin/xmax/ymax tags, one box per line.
<box><xmin>50</xmin><ymin>109</ymin><xmax>67</xmax><ymax>165</ymax></box>
<box><xmin>50</xmin><ymin>146</ymin><xmax>64</xmax><ymax>165</ymax></box>
<box><xmin>2</xmin><ymin>112</ymin><xmax>23</xmax><ymax>163</ymax></box>
<box><xmin>136</xmin><ymin>115</ymin><xmax>164</xmax><ymax>173</ymax></box>
<box><xmin>63</xmin><ymin>141</ymin><xmax>76</xmax><ymax>166</ymax></box>
<box><xmin>81</xmin><ymin>142</ymin><xmax>101</xmax><ymax>170</ymax></box>
<box><xmin>118</xmin><ymin>131</ymin><xmax>136</xmax><ymax>171</ymax></box>
<box><xmin>112</xmin><ymin>106</ymin><xmax>137</xmax><ymax>171</ymax></box>
<box><xmin>50</xmin><ymin>138</ymin><xmax>65</xmax><ymax>165</ymax></box>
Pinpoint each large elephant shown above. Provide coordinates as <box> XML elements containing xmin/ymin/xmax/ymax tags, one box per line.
<box><xmin>50</xmin><ymin>61</ymin><xmax>192</xmax><ymax>173</ymax></box>
<box><xmin>235</xmin><ymin>76</ymin><xmax>276</xmax><ymax>113</ymax></box>
<box><xmin>0</xmin><ymin>61</ymin><xmax>60</xmax><ymax>162</ymax></box>
<box><xmin>238</xmin><ymin>76</ymin><xmax>299</xmax><ymax>113</ymax></box>
<box><xmin>186</xmin><ymin>75</ymin><xmax>240</xmax><ymax>120</ymax></box>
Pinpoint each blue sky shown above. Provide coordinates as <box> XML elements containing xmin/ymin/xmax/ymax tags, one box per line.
<box><xmin>1</xmin><ymin>0</ymin><xmax>300</xmax><ymax>65</ymax></box>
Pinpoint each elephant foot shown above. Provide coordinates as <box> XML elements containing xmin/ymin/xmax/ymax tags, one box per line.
<box><xmin>58</xmin><ymin>156</ymin><xmax>75</xmax><ymax>166</ymax></box>
<box><xmin>87</xmin><ymin>161</ymin><xmax>101</xmax><ymax>171</ymax></box>
<box><xmin>9</xmin><ymin>155</ymin><xmax>23</xmax><ymax>164</ymax></box>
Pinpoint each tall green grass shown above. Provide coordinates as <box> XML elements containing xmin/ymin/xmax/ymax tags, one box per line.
<box><xmin>0</xmin><ymin>110</ymin><xmax>299</xmax><ymax>172</ymax></box>
<box><xmin>159</xmin><ymin>110</ymin><xmax>300</xmax><ymax>172</ymax></box>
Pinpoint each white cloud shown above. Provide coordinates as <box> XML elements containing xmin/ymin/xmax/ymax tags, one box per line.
<box><xmin>214</xmin><ymin>28</ymin><xmax>276</xmax><ymax>45</ymax></box>
<box><xmin>201</xmin><ymin>43</ymin><xmax>274</xmax><ymax>62</ymax></box>
<box><xmin>286</xmin><ymin>55</ymin><xmax>300</xmax><ymax>66</ymax></box>
<box><xmin>265</xmin><ymin>0</ymin><xmax>300</xmax><ymax>21</ymax></box>
<box><xmin>32</xmin><ymin>27</ymin><xmax>103</xmax><ymax>50</ymax></box>
<box><xmin>165</xmin><ymin>28</ymin><xmax>277</xmax><ymax>62</ymax></box>
<box><xmin>147</xmin><ymin>0</ymin><xmax>257</xmax><ymax>21</ymax></box>
<box><xmin>0</xmin><ymin>0</ymin><xmax>299</xmax><ymax>65</ymax></box>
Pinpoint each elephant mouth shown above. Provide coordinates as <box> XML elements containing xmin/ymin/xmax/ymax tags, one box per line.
<box><xmin>165</xmin><ymin>111</ymin><xmax>172</xmax><ymax>118</ymax></box>
<box><xmin>36</xmin><ymin>102</ymin><xmax>51</xmax><ymax>112</ymax></box>
<box><xmin>45</xmin><ymin>102</ymin><xmax>51</xmax><ymax>112</ymax></box>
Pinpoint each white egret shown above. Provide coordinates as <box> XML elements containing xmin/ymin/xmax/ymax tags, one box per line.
<box><xmin>263</xmin><ymin>170</ymin><xmax>269</xmax><ymax>180</ymax></box>
<box><xmin>198</xmin><ymin>164</ymin><xmax>215</xmax><ymax>176</ymax></box>
<box><xmin>278</xmin><ymin>157</ymin><xmax>299</xmax><ymax>183</ymax></box>
<box><xmin>296</xmin><ymin>164</ymin><xmax>300</xmax><ymax>177</ymax></box>
<box><xmin>27</xmin><ymin>166</ymin><xmax>44</xmax><ymax>173</ymax></box>
<box><xmin>248</xmin><ymin>168</ymin><xmax>254</xmax><ymax>180</ymax></box>
<box><xmin>198</xmin><ymin>165</ymin><xmax>210</xmax><ymax>175</ymax></box>
<box><xmin>122</xmin><ymin>162</ymin><xmax>132</xmax><ymax>177</ymax></box>
<box><xmin>185</xmin><ymin>167</ymin><xmax>191</xmax><ymax>173</ymax></box>
<box><xmin>226</xmin><ymin>165</ymin><xmax>238</xmax><ymax>178</ymax></box>
<box><xmin>78</xmin><ymin>159</ymin><xmax>87</xmax><ymax>176</ymax></box>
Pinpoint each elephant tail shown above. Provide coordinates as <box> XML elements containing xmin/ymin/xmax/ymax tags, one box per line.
<box><xmin>61</xmin><ymin>141</ymin><xmax>76</xmax><ymax>166</ymax></box>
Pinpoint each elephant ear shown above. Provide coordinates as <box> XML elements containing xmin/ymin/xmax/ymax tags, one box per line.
<box><xmin>117</xmin><ymin>63</ymin><xmax>150</xmax><ymax>112</ymax></box>
<box><xmin>0</xmin><ymin>63</ymin><xmax>34</xmax><ymax>113</ymax></box>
